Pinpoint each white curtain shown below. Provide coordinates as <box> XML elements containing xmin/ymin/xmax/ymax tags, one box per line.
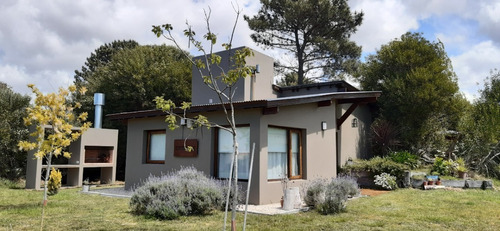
<box><xmin>218</xmin><ymin>127</ymin><xmax>250</xmax><ymax>179</ymax></box>
<box><xmin>149</xmin><ymin>133</ymin><xmax>166</xmax><ymax>161</ymax></box>
<box><xmin>267</xmin><ymin>127</ymin><xmax>287</xmax><ymax>179</ymax></box>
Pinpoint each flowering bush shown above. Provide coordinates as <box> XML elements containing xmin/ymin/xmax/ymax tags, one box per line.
<box><xmin>303</xmin><ymin>176</ymin><xmax>360</xmax><ymax>215</ymax></box>
<box><xmin>130</xmin><ymin>166</ymin><xmax>224</xmax><ymax>220</ymax></box>
<box><xmin>374</xmin><ymin>172</ymin><xmax>397</xmax><ymax>190</ymax></box>
<box><xmin>47</xmin><ymin>168</ymin><xmax>62</xmax><ymax>195</ymax></box>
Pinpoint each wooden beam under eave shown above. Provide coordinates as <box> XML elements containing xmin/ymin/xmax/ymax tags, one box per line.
<box><xmin>262</xmin><ymin>107</ymin><xmax>279</xmax><ymax>115</ymax></box>
<box><xmin>337</xmin><ymin>103</ymin><xmax>359</xmax><ymax>130</ymax></box>
<box><xmin>317</xmin><ymin>100</ymin><xmax>332</xmax><ymax>107</ymax></box>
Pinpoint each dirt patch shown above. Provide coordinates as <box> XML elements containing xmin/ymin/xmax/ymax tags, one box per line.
<box><xmin>360</xmin><ymin>188</ymin><xmax>391</xmax><ymax>197</ymax></box>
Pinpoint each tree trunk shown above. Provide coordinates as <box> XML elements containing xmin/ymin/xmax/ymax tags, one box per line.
<box><xmin>231</xmin><ymin>133</ymin><xmax>239</xmax><ymax>231</ymax></box>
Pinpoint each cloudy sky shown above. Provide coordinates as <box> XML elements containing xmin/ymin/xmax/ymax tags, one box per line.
<box><xmin>1</xmin><ymin>0</ymin><xmax>499</xmax><ymax>102</ymax></box>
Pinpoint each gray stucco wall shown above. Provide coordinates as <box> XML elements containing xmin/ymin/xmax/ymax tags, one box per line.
<box><xmin>337</xmin><ymin>104</ymin><xmax>373</xmax><ymax>167</ymax></box>
<box><xmin>191</xmin><ymin>47</ymin><xmax>277</xmax><ymax>105</ymax></box>
<box><xmin>124</xmin><ymin>101</ymin><xmax>341</xmax><ymax>205</ymax></box>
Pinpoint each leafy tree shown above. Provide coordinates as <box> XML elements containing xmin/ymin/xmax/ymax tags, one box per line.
<box><xmin>275</xmin><ymin>72</ymin><xmax>315</xmax><ymax>87</ymax></box>
<box><xmin>458</xmin><ymin>70</ymin><xmax>500</xmax><ymax>178</ymax></box>
<box><xmin>18</xmin><ymin>84</ymin><xmax>91</xmax><ymax>227</ymax></box>
<box><xmin>74</xmin><ymin>40</ymin><xmax>139</xmax><ymax>86</ymax></box>
<box><xmin>357</xmin><ymin>32</ymin><xmax>463</xmax><ymax>152</ymax></box>
<box><xmin>0</xmin><ymin>82</ymin><xmax>30</xmax><ymax>180</ymax></box>
<box><xmin>153</xmin><ymin>7</ymin><xmax>253</xmax><ymax>230</ymax></box>
<box><xmin>245</xmin><ymin>0</ymin><xmax>363</xmax><ymax>85</ymax></box>
<box><xmin>75</xmin><ymin>44</ymin><xmax>191</xmax><ymax>180</ymax></box>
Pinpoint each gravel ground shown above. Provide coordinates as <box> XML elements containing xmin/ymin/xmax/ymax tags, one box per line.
<box><xmin>85</xmin><ymin>186</ymin><xmax>134</xmax><ymax>198</ymax></box>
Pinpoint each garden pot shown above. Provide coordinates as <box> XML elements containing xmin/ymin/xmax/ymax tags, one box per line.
<box><xmin>428</xmin><ymin>181</ymin><xmax>434</xmax><ymax>185</ymax></box>
<box><xmin>458</xmin><ymin>171</ymin><xmax>467</xmax><ymax>179</ymax></box>
<box><xmin>283</xmin><ymin>187</ymin><xmax>301</xmax><ymax>210</ymax></box>
<box><xmin>436</xmin><ymin>181</ymin><xmax>442</xmax><ymax>185</ymax></box>
<box><xmin>82</xmin><ymin>185</ymin><xmax>90</xmax><ymax>192</ymax></box>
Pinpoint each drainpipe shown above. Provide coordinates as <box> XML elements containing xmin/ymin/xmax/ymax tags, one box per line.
<box><xmin>93</xmin><ymin>93</ymin><xmax>105</xmax><ymax>129</ymax></box>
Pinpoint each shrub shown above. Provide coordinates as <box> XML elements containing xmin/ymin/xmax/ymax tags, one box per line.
<box><xmin>342</xmin><ymin>157</ymin><xmax>409</xmax><ymax>180</ymax></box>
<box><xmin>431</xmin><ymin>157</ymin><xmax>455</xmax><ymax>176</ymax></box>
<box><xmin>431</xmin><ymin>157</ymin><xmax>471</xmax><ymax>176</ymax></box>
<box><xmin>130</xmin><ymin>166</ymin><xmax>224</xmax><ymax>220</ymax></box>
<box><xmin>389</xmin><ymin>151</ymin><xmax>419</xmax><ymax>169</ymax></box>
<box><xmin>303</xmin><ymin>176</ymin><xmax>360</xmax><ymax>215</ymax></box>
<box><xmin>303</xmin><ymin>179</ymin><xmax>328</xmax><ymax>207</ymax></box>
<box><xmin>374</xmin><ymin>173</ymin><xmax>397</xmax><ymax>190</ymax></box>
<box><xmin>48</xmin><ymin>168</ymin><xmax>62</xmax><ymax>195</ymax></box>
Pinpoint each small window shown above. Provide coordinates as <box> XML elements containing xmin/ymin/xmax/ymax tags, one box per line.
<box><xmin>146</xmin><ymin>130</ymin><xmax>166</xmax><ymax>164</ymax></box>
<box><xmin>267</xmin><ymin>127</ymin><xmax>303</xmax><ymax>180</ymax></box>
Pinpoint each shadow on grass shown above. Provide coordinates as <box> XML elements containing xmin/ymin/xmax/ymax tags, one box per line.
<box><xmin>0</xmin><ymin>202</ymin><xmax>40</xmax><ymax>211</ymax></box>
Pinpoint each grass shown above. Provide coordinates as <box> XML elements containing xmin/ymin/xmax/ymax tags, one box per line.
<box><xmin>1</xmin><ymin>180</ymin><xmax>500</xmax><ymax>230</ymax></box>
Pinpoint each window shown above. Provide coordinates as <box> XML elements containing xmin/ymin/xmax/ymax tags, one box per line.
<box><xmin>267</xmin><ymin>127</ymin><xmax>302</xmax><ymax>180</ymax></box>
<box><xmin>217</xmin><ymin>126</ymin><xmax>250</xmax><ymax>180</ymax></box>
<box><xmin>146</xmin><ymin>130</ymin><xmax>166</xmax><ymax>164</ymax></box>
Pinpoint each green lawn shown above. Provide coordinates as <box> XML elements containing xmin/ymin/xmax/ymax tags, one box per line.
<box><xmin>1</xmin><ymin>182</ymin><xmax>500</xmax><ymax>230</ymax></box>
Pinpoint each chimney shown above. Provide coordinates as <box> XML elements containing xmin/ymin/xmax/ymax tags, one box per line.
<box><xmin>93</xmin><ymin>93</ymin><xmax>105</xmax><ymax>129</ymax></box>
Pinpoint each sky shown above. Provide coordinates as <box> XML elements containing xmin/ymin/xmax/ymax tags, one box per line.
<box><xmin>1</xmin><ymin>0</ymin><xmax>499</xmax><ymax>102</ymax></box>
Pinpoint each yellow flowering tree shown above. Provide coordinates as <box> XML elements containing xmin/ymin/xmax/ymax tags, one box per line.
<box><xmin>18</xmin><ymin>84</ymin><xmax>91</xmax><ymax>207</ymax></box>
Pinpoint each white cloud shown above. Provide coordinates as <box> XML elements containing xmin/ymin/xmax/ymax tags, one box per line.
<box><xmin>0</xmin><ymin>0</ymin><xmax>260</xmax><ymax>95</ymax></box>
<box><xmin>0</xmin><ymin>0</ymin><xmax>499</xmax><ymax>104</ymax></box>
<box><xmin>349</xmin><ymin>0</ymin><xmax>420</xmax><ymax>53</ymax></box>
<box><xmin>451</xmin><ymin>41</ymin><xmax>500</xmax><ymax>101</ymax></box>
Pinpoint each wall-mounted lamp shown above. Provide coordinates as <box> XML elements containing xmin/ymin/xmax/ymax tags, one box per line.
<box><xmin>254</xmin><ymin>64</ymin><xmax>260</xmax><ymax>73</ymax></box>
<box><xmin>351</xmin><ymin>118</ymin><xmax>358</xmax><ymax>128</ymax></box>
<box><xmin>321</xmin><ymin>121</ymin><xmax>327</xmax><ymax>131</ymax></box>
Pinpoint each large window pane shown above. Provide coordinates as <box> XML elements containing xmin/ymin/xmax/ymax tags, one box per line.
<box><xmin>218</xmin><ymin>127</ymin><xmax>250</xmax><ymax>179</ymax></box>
<box><xmin>267</xmin><ymin>127</ymin><xmax>287</xmax><ymax>179</ymax></box>
<box><xmin>147</xmin><ymin>131</ymin><xmax>166</xmax><ymax>163</ymax></box>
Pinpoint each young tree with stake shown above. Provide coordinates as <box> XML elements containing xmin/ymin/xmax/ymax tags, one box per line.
<box><xmin>152</xmin><ymin>6</ymin><xmax>254</xmax><ymax>231</ymax></box>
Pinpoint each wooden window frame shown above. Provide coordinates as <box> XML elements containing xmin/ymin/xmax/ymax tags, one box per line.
<box><xmin>268</xmin><ymin>126</ymin><xmax>303</xmax><ymax>180</ymax></box>
<box><xmin>288</xmin><ymin>129</ymin><xmax>303</xmax><ymax>180</ymax></box>
<box><xmin>146</xmin><ymin>130</ymin><xmax>166</xmax><ymax>164</ymax></box>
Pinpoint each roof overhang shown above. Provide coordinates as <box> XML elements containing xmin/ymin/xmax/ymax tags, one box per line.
<box><xmin>107</xmin><ymin>91</ymin><xmax>381</xmax><ymax>120</ymax></box>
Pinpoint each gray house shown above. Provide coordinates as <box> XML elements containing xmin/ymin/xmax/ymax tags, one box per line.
<box><xmin>108</xmin><ymin>47</ymin><xmax>380</xmax><ymax>205</ymax></box>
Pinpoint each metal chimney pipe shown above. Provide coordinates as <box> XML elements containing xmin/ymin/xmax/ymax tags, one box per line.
<box><xmin>93</xmin><ymin>93</ymin><xmax>105</xmax><ymax>129</ymax></box>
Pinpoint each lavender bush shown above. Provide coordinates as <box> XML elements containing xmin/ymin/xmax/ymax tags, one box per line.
<box><xmin>130</xmin><ymin>166</ymin><xmax>224</xmax><ymax>220</ymax></box>
<box><xmin>303</xmin><ymin>176</ymin><xmax>360</xmax><ymax>215</ymax></box>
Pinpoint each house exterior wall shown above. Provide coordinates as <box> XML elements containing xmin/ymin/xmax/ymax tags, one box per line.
<box><xmin>191</xmin><ymin>47</ymin><xmax>276</xmax><ymax>105</ymax></box>
<box><xmin>124</xmin><ymin>102</ymin><xmax>339</xmax><ymax>205</ymax></box>
<box><xmin>337</xmin><ymin>104</ymin><xmax>373</xmax><ymax>167</ymax></box>
<box><xmin>257</xmin><ymin>103</ymin><xmax>337</xmax><ymax>204</ymax></box>
<box><xmin>124</xmin><ymin>116</ymin><xmax>216</xmax><ymax>189</ymax></box>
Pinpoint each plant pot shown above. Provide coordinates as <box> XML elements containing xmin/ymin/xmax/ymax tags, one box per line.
<box><xmin>82</xmin><ymin>185</ymin><xmax>90</xmax><ymax>192</ymax></box>
<box><xmin>458</xmin><ymin>171</ymin><xmax>467</xmax><ymax>179</ymax></box>
<box><xmin>436</xmin><ymin>181</ymin><xmax>442</xmax><ymax>185</ymax></box>
<box><xmin>423</xmin><ymin>181</ymin><xmax>428</xmax><ymax>186</ymax></box>
<box><xmin>428</xmin><ymin>181</ymin><xmax>434</xmax><ymax>185</ymax></box>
